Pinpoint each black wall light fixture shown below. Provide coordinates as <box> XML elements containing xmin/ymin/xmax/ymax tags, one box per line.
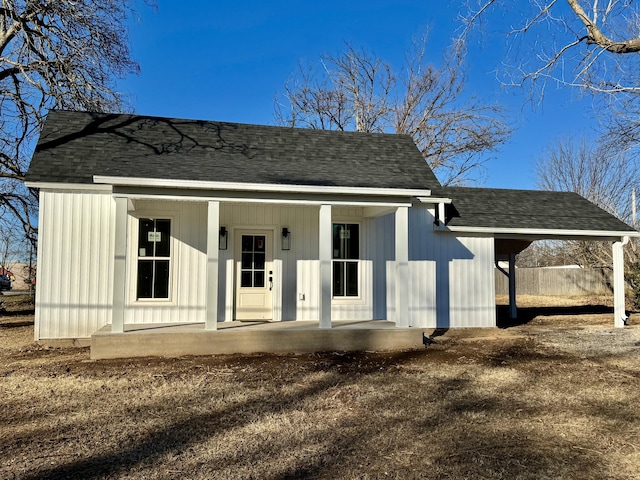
<box><xmin>282</xmin><ymin>227</ymin><xmax>291</xmax><ymax>250</ymax></box>
<box><xmin>219</xmin><ymin>226</ymin><xmax>228</xmax><ymax>250</ymax></box>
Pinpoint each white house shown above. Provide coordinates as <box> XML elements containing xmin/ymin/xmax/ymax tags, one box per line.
<box><xmin>25</xmin><ymin>111</ymin><xmax>638</xmax><ymax>350</ymax></box>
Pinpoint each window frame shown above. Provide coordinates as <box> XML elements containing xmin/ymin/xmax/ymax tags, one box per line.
<box><xmin>331</xmin><ymin>222</ymin><xmax>362</xmax><ymax>300</ymax></box>
<box><xmin>130</xmin><ymin>212</ymin><xmax>177</xmax><ymax>304</ymax></box>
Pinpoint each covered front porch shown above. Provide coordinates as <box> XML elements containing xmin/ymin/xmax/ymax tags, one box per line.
<box><xmin>106</xmin><ymin>180</ymin><xmax>425</xmax><ymax>337</ymax></box>
<box><xmin>90</xmin><ymin>319</ymin><xmax>425</xmax><ymax>359</ymax></box>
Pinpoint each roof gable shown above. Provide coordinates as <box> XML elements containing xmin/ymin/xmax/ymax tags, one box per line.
<box><xmin>26</xmin><ymin>110</ymin><xmax>441</xmax><ymax>191</ymax></box>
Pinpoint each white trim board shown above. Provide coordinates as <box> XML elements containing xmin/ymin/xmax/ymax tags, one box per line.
<box><xmin>93</xmin><ymin>175</ymin><xmax>431</xmax><ymax>198</ymax></box>
<box><xmin>438</xmin><ymin>225</ymin><xmax>639</xmax><ymax>240</ymax></box>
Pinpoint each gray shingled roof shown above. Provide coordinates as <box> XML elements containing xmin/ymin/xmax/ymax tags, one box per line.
<box><xmin>438</xmin><ymin>186</ymin><xmax>636</xmax><ymax>233</ymax></box>
<box><xmin>26</xmin><ymin>110</ymin><xmax>440</xmax><ymax>190</ymax></box>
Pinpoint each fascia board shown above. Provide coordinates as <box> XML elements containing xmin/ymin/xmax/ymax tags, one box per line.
<box><xmin>439</xmin><ymin>224</ymin><xmax>639</xmax><ymax>239</ymax></box>
<box><xmin>25</xmin><ymin>181</ymin><xmax>112</xmax><ymax>192</ymax></box>
<box><xmin>416</xmin><ymin>196</ymin><xmax>452</xmax><ymax>204</ymax></box>
<box><xmin>94</xmin><ymin>175</ymin><xmax>431</xmax><ymax>198</ymax></box>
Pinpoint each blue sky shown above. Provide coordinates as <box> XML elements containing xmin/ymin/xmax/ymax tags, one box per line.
<box><xmin>118</xmin><ymin>1</ymin><xmax>600</xmax><ymax>189</ymax></box>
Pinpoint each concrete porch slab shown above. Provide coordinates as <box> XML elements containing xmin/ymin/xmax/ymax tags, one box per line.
<box><xmin>90</xmin><ymin>320</ymin><xmax>425</xmax><ymax>359</ymax></box>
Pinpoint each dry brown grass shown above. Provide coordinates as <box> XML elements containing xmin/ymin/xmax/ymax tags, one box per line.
<box><xmin>1</xmin><ymin>294</ymin><xmax>640</xmax><ymax>479</ymax></box>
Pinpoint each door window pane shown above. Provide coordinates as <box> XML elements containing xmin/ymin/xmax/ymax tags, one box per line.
<box><xmin>254</xmin><ymin>253</ymin><xmax>265</xmax><ymax>270</ymax></box>
<box><xmin>241</xmin><ymin>253</ymin><xmax>252</xmax><ymax>269</ymax></box>
<box><xmin>240</xmin><ymin>235</ymin><xmax>267</xmax><ymax>288</ymax></box>
<box><xmin>242</xmin><ymin>235</ymin><xmax>252</xmax><ymax>252</ymax></box>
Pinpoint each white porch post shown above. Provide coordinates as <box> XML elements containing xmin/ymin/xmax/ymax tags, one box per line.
<box><xmin>206</xmin><ymin>201</ymin><xmax>220</xmax><ymax>330</ymax></box>
<box><xmin>613</xmin><ymin>236</ymin><xmax>629</xmax><ymax>328</ymax></box>
<box><xmin>508</xmin><ymin>253</ymin><xmax>517</xmax><ymax>320</ymax></box>
<box><xmin>395</xmin><ymin>206</ymin><xmax>409</xmax><ymax>327</ymax></box>
<box><xmin>111</xmin><ymin>196</ymin><xmax>128</xmax><ymax>333</ymax></box>
<box><xmin>319</xmin><ymin>204</ymin><xmax>332</xmax><ymax>328</ymax></box>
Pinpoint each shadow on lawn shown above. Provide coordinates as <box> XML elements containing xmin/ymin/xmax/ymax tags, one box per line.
<box><xmin>0</xmin><ymin>319</ymin><xmax>33</xmax><ymax>329</ymax></box>
<box><xmin>16</xmin><ymin>341</ymin><xmax>621</xmax><ymax>479</ymax></box>
<box><xmin>20</xmin><ymin>348</ymin><xmax>434</xmax><ymax>480</ymax></box>
<box><xmin>496</xmin><ymin>304</ymin><xmax>613</xmax><ymax>328</ymax></box>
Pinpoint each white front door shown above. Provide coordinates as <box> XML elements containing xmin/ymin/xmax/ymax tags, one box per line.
<box><xmin>235</xmin><ymin>231</ymin><xmax>273</xmax><ymax>320</ymax></box>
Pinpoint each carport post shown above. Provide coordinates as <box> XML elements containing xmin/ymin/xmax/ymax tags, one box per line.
<box><xmin>508</xmin><ymin>253</ymin><xmax>517</xmax><ymax>320</ymax></box>
<box><xmin>612</xmin><ymin>236</ymin><xmax>629</xmax><ymax>328</ymax></box>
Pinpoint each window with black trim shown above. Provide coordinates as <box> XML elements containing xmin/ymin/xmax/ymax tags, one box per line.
<box><xmin>137</xmin><ymin>218</ymin><xmax>171</xmax><ymax>299</ymax></box>
<box><xmin>332</xmin><ymin>223</ymin><xmax>359</xmax><ymax>297</ymax></box>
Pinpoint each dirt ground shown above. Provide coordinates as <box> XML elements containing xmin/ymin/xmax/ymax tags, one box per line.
<box><xmin>1</xmin><ymin>294</ymin><xmax>640</xmax><ymax>479</ymax></box>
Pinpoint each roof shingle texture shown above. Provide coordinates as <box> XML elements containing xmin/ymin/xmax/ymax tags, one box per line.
<box><xmin>26</xmin><ymin>110</ymin><xmax>441</xmax><ymax>190</ymax></box>
<box><xmin>437</xmin><ymin>186</ymin><xmax>636</xmax><ymax>233</ymax></box>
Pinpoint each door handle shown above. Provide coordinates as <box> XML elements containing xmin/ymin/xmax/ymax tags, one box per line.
<box><xmin>269</xmin><ymin>276</ymin><xmax>273</xmax><ymax>291</ymax></box>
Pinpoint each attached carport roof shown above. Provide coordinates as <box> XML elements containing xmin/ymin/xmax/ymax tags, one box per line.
<box><xmin>435</xmin><ymin>186</ymin><xmax>637</xmax><ymax>240</ymax></box>
<box><xmin>434</xmin><ymin>187</ymin><xmax>637</xmax><ymax>328</ymax></box>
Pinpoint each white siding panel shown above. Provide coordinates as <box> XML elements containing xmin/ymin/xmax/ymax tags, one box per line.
<box><xmin>35</xmin><ymin>190</ymin><xmax>115</xmax><ymax>339</ymax></box>
<box><xmin>386</xmin><ymin>260</ymin><xmax>397</xmax><ymax>323</ymax></box>
<box><xmin>272</xmin><ymin>259</ymin><xmax>283</xmax><ymax>321</ymax></box>
<box><xmin>223</xmin><ymin>258</ymin><xmax>234</xmax><ymax>322</ymax></box>
<box><xmin>367</xmin><ymin>214</ymin><xmax>395</xmax><ymax>320</ymax></box>
<box><xmin>407</xmin><ymin>205</ymin><xmax>496</xmax><ymax>328</ymax></box>
<box><xmin>408</xmin><ymin>261</ymin><xmax>437</xmax><ymax>327</ymax></box>
<box><xmin>448</xmin><ymin>236</ymin><xmax>496</xmax><ymax>327</ymax></box>
<box><xmin>297</xmin><ymin>260</ymin><xmax>319</xmax><ymax>320</ymax></box>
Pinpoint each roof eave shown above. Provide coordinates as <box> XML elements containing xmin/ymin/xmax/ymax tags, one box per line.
<box><xmin>438</xmin><ymin>224</ymin><xmax>639</xmax><ymax>241</ymax></box>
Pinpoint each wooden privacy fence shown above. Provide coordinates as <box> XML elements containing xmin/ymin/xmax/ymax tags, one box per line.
<box><xmin>495</xmin><ymin>267</ymin><xmax>613</xmax><ymax>296</ymax></box>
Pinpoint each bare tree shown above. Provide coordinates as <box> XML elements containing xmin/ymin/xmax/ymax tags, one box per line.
<box><xmin>462</xmin><ymin>0</ymin><xmax>640</xmax><ymax>96</ymax></box>
<box><xmin>535</xmin><ymin>136</ymin><xmax>639</xmax><ymax>268</ymax></box>
<box><xmin>516</xmin><ymin>240</ymin><xmax>576</xmax><ymax>267</ymax></box>
<box><xmin>275</xmin><ymin>38</ymin><xmax>511</xmax><ymax>185</ymax></box>
<box><xmin>1</xmin><ymin>0</ymin><xmax>153</xmax><ymax>244</ymax></box>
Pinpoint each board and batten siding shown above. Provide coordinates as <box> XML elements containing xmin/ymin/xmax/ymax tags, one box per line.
<box><xmin>35</xmin><ymin>190</ymin><xmax>115</xmax><ymax>339</ymax></box>
<box><xmin>35</xmin><ymin>197</ymin><xmax>496</xmax><ymax>339</ymax></box>
<box><xmin>383</xmin><ymin>205</ymin><xmax>496</xmax><ymax>328</ymax></box>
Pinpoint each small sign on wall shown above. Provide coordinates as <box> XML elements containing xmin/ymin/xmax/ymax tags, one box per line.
<box><xmin>148</xmin><ymin>231</ymin><xmax>162</xmax><ymax>242</ymax></box>
<box><xmin>339</xmin><ymin>230</ymin><xmax>350</xmax><ymax>239</ymax></box>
